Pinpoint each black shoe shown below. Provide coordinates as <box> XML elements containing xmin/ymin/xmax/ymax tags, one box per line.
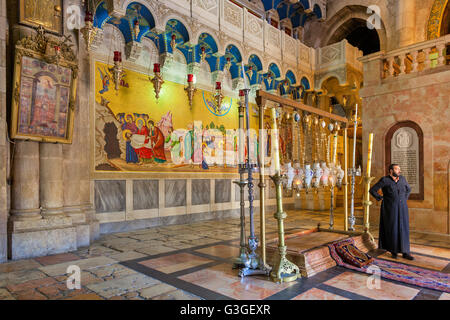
<box><xmin>390</xmin><ymin>252</ymin><xmax>397</xmax><ymax>259</ymax></box>
<box><xmin>402</xmin><ymin>253</ymin><xmax>414</xmax><ymax>260</ymax></box>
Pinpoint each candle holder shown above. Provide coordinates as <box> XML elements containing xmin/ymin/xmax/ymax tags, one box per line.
<box><xmin>170</xmin><ymin>34</ymin><xmax>177</xmax><ymax>51</ymax></box>
<box><xmin>363</xmin><ymin>175</ymin><xmax>376</xmax><ymax>244</ymax></box>
<box><xmin>109</xmin><ymin>51</ymin><xmax>124</xmax><ymax>91</ymax></box>
<box><xmin>238</xmin><ymin>88</ymin><xmax>270</xmax><ymax>278</ymax></box>
<box><xmin>185</xmin><ymin>74</ymin><xmax>196</xmax><ymax>109</ymax></box>
<box><xmin>224</xmin><ymin>57</ymin><xmax>231</xmax><ymax>72</ymax></box>
<box><xmin>80</xmin><ymin>10</ymin><xmax>97</xmax><ymax>53</ymax></box>
<box><xmin>269</xmin><ymin>171</ymin><xmax>300</xmax><ymax>283</ymax></box>
<box><xmin>214</xmin><ymin>82</ymin><xmax>224</xmax><ymax>112</ymax></box>
<box><xmin>150</xmin><ymin>63</ymin><xmax>164</xmax><ymax>100</ymax></box>
<box><xmin>349</xmin><ymin>105</ymin><xmax>360</xmax><ymax>231</ymax></box>
<box><xmin>200</xmin><ymin>47</ymin><xmax>207</xmax><ymax>63</ymax></box>
<box><xmin>232</xmin><ymin>164</ymin><xmax>249</xmax><ymax>268</ymax></box>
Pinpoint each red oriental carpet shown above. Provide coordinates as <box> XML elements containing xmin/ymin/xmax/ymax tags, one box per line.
<box><xmin>328</xmin><ymin>239</ymin><xmax>450</xmax><ymax>293</ymax></box>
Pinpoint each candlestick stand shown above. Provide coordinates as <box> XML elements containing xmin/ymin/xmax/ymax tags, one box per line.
<box><xmin>329</xmin><ymin>185</ymin><xmax>335</xmax><ymax>230</ymax></box>
<box><xmin>269</xmin><ymin>172</ymin><xmax>300</xmax><ymax>283</ymax></box>
<box><xmin>232</xmin><ymin>164</ymin><xmax>248</xmax><ymax>268</ymax></box>
<box><xmin>239</xmin><ymin>88</ymin><xmax>270</xmax><ymax>277</ymax></box>
<box><xmin>362</xmin><ymin>175</ymin><xmax>376</xmax><ymax>244</ymax></box>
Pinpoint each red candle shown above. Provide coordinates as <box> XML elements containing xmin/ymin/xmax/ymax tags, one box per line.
<box><xmin>153</xmin><ymin>63</ymin><xmax>160</xmax><ymax>73</ymax></box>
<box><xmin>84</xmin><ymin>11</ymin><xmax>93</xmax><ymax>23</ymax></box>
<box><xmin>114</xmin><ymin>51</ymin><xmax>122</xmax><ymax>62</ymax></box>
<box><xmin>239</xmin><ymin>90</ymin><xmax>245</xmax><ymax>97</ymax></box>
<box><xmin>216</xmin><ymin>82</ymin><xmax>221</xmax><ymax>90</ymax></box>
<box><xmin>54</xmin><ymin>45</ymin><xmax>60</xmax><ymax>53</ymax></box>
<box><xmin>172</xmin><ymin>34</ymin><xmax>176</xmax><ymax>40</ymax></box>
<box><xmin>187</xmin><ymin>74</ymin><xmax>194</xmax><ymax>83</ymax></box>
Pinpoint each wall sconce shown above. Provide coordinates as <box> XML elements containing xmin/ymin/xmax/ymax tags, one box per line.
<box><xmin>109</xmin><ymin>51</ymin><xmax>124</xmax><ymax>91</ymax></box>
<box><xmin>171</xmin><ymin>34</ymin><xmax>177</xmax><ymax>51</ymax></box>
<box><xmin>224</xmin><ymin>57</ymin><xmax>231</xmax><ymax>71</ymax></box>
<box><xmin>200</xmin><ymin>47</ymin><xmax>207</xmax><ymax>63</ymax></box>
<box><xmin>185</xmin><ymin>74</ymin><xmax>196</xmax><ymax>109</ymax></box>
<box><xmin>150</xmin><ymin>63</ymin><xmax>164</xmax><ymax>100</ymax></box>
<box><xmin>80</xmin><ymin>9</ymin><xmax>97</xmax><ymax>53</ymax></box>
<box><xmin>133</xmin><ymin>20</ymin><xmax>140</xmax><ymax>39</ymax></box>
<box><xmin>214</xmin><ymin>82</ymin><xmax>224</xmax><ymax>111</ymax></box>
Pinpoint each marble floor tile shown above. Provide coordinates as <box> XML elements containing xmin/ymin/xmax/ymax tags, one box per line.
<box><xmin>0</xmin><ymin>259</ymin><xmax>42</xmax><ymax>273</ymax></box>
<box><xmin>0</xmin><ymin>289</ymin><xmax>15</xmax><ymax>300</ymax></box>
<box><xmin>439</xmin><ymin>292</ymin><xmax>450</xmax><ymax>300</ymax></box>
<box><xmin>410</xmin><ymin>244</ymin><xmax>450</xmax><ymax>259</ymax></box>
<box><xmin>108</xmin><ymin>251</ymin><xmax>147</xmax><ymax>262</ymax></box>
<box><xmin>34</xmin><ymin>253</ymin><xmax>81</xmax><ymax>266</ymax></box>
<box><xmin>179</xmin><ymin>263</ymin><xmax>295</xmax><ymax>300</ymax></box>
<box><xmin>324</xmin><ymin>272</ymin><xmax>420</xmax><ymax>300</ymax></box>
<box><xmin>38</xmin><ymin>257</ymin><xmax>117</xmax><ymax>277</ymax></box>
<box><xmin>378</xmin><ymin>252</ymin><xmax>449</xmax><ymax>271</ymax></box>
<box><xmin>86</xmin><ymin>273</ymin><xmax>160</xmax><ymax>299</ymax></box>
<box><xmin>195</xmin><ymin>245</ymin><xmax>240</xmax><ymax>259</ymax></box>
<box><xmin>292</xmin><ymin>288</ymin><xmax>349</xmax><ymax>300</ymax></box>
<box><xmin>139</xmin><ymin>283</ymin><xmax>177</xmax><ymax>299</ymax></box>
<box><xmin>135</xmin><ymin>246</ymin><xmax>176</xmax><ymax>256</ymax></box>
<box><xmin>139</xmin><ymin>253</ymin><xmax>214</xmax><ymax>274</ymax></box>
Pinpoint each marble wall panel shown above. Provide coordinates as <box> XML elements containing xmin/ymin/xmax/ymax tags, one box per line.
<box><xmin>165</xmin><ymin>180</ymin><xmax>187</xmax><ymax>208</ymax></box>
<box><xmin>215</xmin><ymin>179</ymin><xmax>231</xmax><ymax>203</ymax></box>
<box><xmin>192</xmin><ymin>179</ymin><xmax>210</xmax><ymax>206</ymax></box>
<box><xmin>95</xmin><ymin>180</ymin><xmax>126</xmax><ymax>213</ymax></box>
<box><xmin>133</xmin><ymin>180</ymin><xmax>159</xmax><ymax>210</ymax></box>
<box><xmin>234</xmin><ymin>182</ymin><xmax>261</xmax><ymax>201</ymax></box>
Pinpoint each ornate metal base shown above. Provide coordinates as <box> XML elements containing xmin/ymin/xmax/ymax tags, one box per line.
<box><xmin>232</xmin><ymin>248</ymin><xmax>249</xmax><ymax>269</ymax></box>
<box><xmin>270</xmin><ymin>253</ymin><xmax>300</xmax><ymax>284</ymax></box>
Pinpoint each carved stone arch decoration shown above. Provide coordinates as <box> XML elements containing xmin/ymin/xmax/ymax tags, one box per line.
<box><xmin>427</xmin><ymin>0</ymin><xmax>449</xmax><ymax>39</ymax></box>
<box><xmin>385</xmin><ymin>121</ymin><xmax>424</xmax><ymax>201</ymax></box>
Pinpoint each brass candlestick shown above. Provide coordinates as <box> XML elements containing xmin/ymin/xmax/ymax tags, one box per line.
<box><xmin>269</xmin><ymin>172</ymin><xmax>300</xmax><ymax>283</ymax></box>
<box><xmin>363</xmin><ymin>175</ymin><xmax>377</xmax><ymax>246</ymax></box>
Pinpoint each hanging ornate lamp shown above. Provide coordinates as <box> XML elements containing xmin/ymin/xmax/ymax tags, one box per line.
<box><xmin>200</xmin><ymin>46</ymin><xmax>207</xmax><ymax>63</ymax></box>
<box><xmin>109</xmin><ymin>51</ymin><xmax>124</xmax><ymax>91</ymax></box>
<box><xmin>170</xmin><ymin>34</ymin><xmax>177</xmax><ymax>51</ymax></box>
<box><xmin>133</xmin><ymin>20</ymin><xmax>140</xmax><ymax>39</ymax></box>
<box><xmin>224</xmin><ymin>57</ymin><xmax>231</xmax><ymax>71</ymax></box>
<box><xmin>80</xmin><ymin>2</ymin><xmax>97</xmax><ymax>53</ymax></box>
<box><xmin>185</xmin><ymin>74</ymin><xmax>196</xmax><ymax>108</ymax></box>
<box><xmin>150</xmin><ymin>63</ymin><xmax>164</xmax><ymax>100</ymax></box>
<box><xmin>214</xmin><ymin>81</ymin><xmax>224</xmax><ymax>111</ymax></box>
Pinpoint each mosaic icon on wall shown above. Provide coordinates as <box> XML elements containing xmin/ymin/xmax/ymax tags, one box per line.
<box><xmin>94</xmin><ymin>61</ymin><xmax>263</xmax><ymax>173</ymax></box>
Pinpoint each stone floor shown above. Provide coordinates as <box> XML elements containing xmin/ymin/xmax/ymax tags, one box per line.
<box><xmin>0</xmin><ymin>209</ymin><xmax>448</xmax><ymax>300</ymax></box>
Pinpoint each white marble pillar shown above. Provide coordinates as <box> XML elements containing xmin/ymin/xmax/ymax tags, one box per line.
<box><xmin>396</xmin><ymin>0</ymin><xmax>416</xmax><ymax>48</ymax></box>
<box><xmin>40</xmin><ymin>143</ymin><xmax>65</xmax><ymax>217</ymax></box>
<box><xmin>10</xmin><ymin>141</ymin><xmax>41</xmax><ymax>221</ymax></box>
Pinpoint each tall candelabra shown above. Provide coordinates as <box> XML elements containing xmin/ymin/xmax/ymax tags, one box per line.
<box><xmin>239</xmin><ymin>88</ymin><xmax>269</xmax><ymax>277</ymax></box>
<box><xmin>348</xmin><ymin>104</ymin><xmax>361</xmax><ymax>231</ymax></box>
<box><xmin>233</xmin><ymin>93</ymin><xmax>248</xmax><ymax>268</ymax></box>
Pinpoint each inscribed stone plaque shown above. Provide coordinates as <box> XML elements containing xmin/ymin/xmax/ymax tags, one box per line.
<box><xmin>391</xmin><ymin>127</ymin><xmax>420</xmax><ymax>194</ymax></box>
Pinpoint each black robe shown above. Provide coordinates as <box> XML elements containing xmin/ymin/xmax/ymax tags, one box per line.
<box><xmin>369</xmin><ymin>175</ymin><xmax>412</xmax><ymax>254</ymax></box>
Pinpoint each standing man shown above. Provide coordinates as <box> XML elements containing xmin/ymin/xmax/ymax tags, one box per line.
<box><xmin>369</xmin><ymin>164</ymin><xmax>414</xmax><ymax>260</ymax></box>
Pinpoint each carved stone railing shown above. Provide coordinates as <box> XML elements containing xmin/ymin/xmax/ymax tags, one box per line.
<box><xmin>380</xmin><ymin>34</ymin><xmax>450</xmax><ymax>79</ymax></box>
<box><xmin>314</xmin><ymin>39</ymin><xmax>364</xmax><ymax>89</ymax></box>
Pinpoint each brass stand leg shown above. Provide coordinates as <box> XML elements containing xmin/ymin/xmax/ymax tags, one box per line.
<box><xmin>232</xmin><ymin>165</ymin><xmax>248</xmax><ymax>268</ymax></box>
<box><xmin>269</xmin><ymin>172</ymin><xmax>300</xmax><ymax>283</ymax></box>
<box><xmin>363</xmin><ymin>175</ymin><xmax>376</xmax><ymax>246</ymax></box>
<box><xmin>329</xmin><ymin>186</ymin><xmax>334</xmax><ymax>230</ymax></box>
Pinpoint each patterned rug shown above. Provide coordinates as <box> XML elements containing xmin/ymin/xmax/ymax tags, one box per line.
<box><xmin>328</xmin><ymin>239</ymin><xmax>450</xmax><ymax>293</ymax></box>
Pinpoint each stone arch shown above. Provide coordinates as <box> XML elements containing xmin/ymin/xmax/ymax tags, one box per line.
<box><xmin>427</xmin><ymin>0</ymin><xmax>450</xmax><ymax>39</ymax></box>
<box><xmin>324</xmin><ymin>10</ymin><xmax>387</xmax><ymax>53</ymax></box>
<box><xmin>316</xmin><ymin>74</ymin><xmax>346</xmax><ymax>91</ymax></box>
<box><xmin>95</xmin><ymin>23</ymin><xmax>126</xmax><ymax>56</ymax></box>
<box><xmin>135</xmin><ymin>37</ymin><xmax>159</xmax><ymax>68</ymax></box>
<box><xmin>312</xmin><ymin>4</ymin><xmax>390</xmax><ymax>52</ymax></box>
<box><xmin>118</xmin><ymin>0</ymin><xmax>161</xmax><ymax>27</ymax></box>
<box><xmin>160</xmin><ymin>15</ymin><xmax>194</xmax><ymax>42</ymax></box>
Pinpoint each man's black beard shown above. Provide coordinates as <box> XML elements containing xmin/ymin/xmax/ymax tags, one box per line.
<box><xmin>392</xmin><ymin>172</ymin><xmax>399</xmax><ymax>178</ymax></box>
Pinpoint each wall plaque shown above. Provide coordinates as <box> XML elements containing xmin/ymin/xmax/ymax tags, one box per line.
<box><xmin>385</xmin><ymin>121</ymin><xmax>424</xmax><ymax>200</ymax></box>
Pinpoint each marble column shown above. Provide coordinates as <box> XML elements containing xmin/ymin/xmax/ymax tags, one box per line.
<box><xmin>40</xmin><ymin>143</ymin><xmax>65</xmax><ymax>217</ymax></box>
<box><xmin>396</xmin><ymin>0</ymin><xmax>416</xmax><ymax>48</ymax></box>
<box><xmin>0</xmin><ymin>0</ymin><xmax>8</xmax><ymax>262</ymax></box>
<box><xmin>10</xmin><ymin>141</ymin><xmax>41</xmax><ymax>221</ymax></box>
